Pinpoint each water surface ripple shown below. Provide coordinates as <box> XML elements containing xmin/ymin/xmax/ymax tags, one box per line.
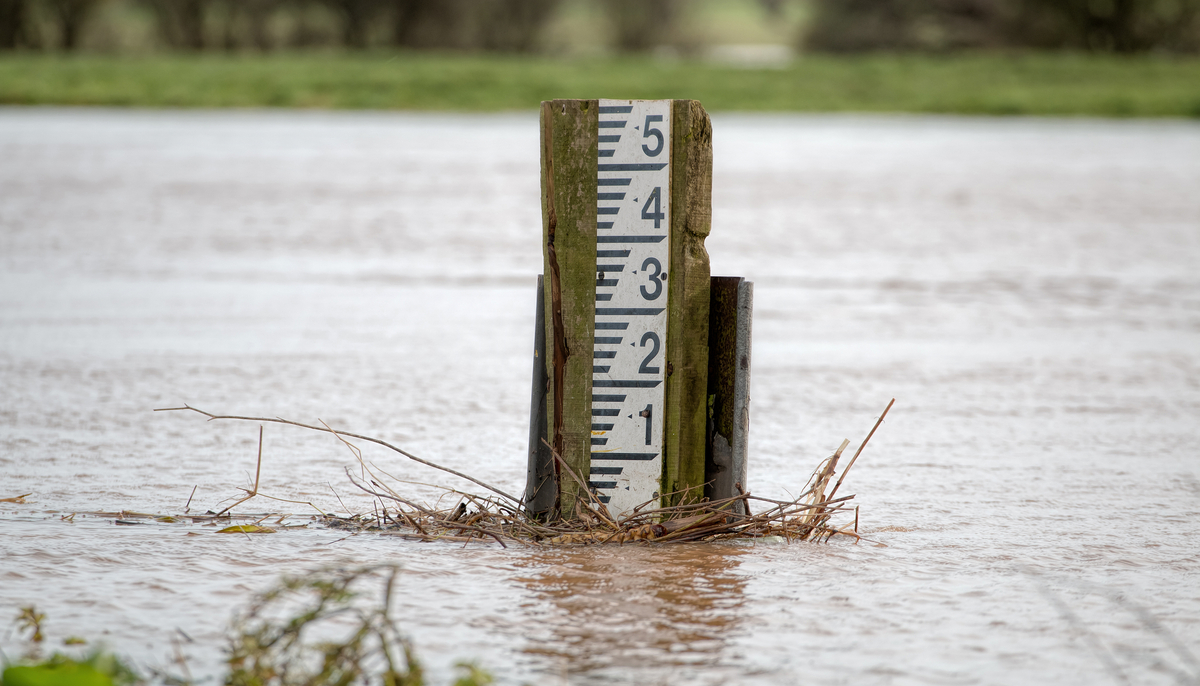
<box><xmin>1</xmin><ymin>109</ymin><xmax>1198</xmax><ymax>685</ymax></box>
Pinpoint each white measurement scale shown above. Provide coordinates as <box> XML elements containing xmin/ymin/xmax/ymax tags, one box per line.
<box><xmin>589</xmin><ymin>99</ymin><xmax>671</xmax><ymax>517</ymax></box>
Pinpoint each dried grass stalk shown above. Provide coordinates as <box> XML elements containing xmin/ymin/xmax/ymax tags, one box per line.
<box><xmin>157</xmin><ymin>400</ymin><xmax>894</xmax><ymax>546</ymax></box>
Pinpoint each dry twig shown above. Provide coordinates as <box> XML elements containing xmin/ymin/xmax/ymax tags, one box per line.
<box><xmin>158</xmin><ymin>400</ymin><xmax>895</xmax><ymax>546</ymax></box>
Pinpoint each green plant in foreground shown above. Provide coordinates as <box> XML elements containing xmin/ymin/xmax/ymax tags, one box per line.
<box><xmin>226</xmin><ymin>565</ymin><xmax>491</xmax><ymax>686</ymax></box>
<box><xmin>450</xmin><ymin>663</ymin><xmax>493</xmax><ymax>686</ymax></box>
<box><xmin>4</xmin><ymin>568</ymin><xmax>492</xmax><ymax>686</ymax></box>
<box><xmin>1</xmin><ymin>652</ymin><xmax>141</xmax><ymax>686</ymax></box>
<box><xmin>3</xmin><ymin>605</ymin><xmax>141</xmax><ymax>686</ymax></box>
<box><xmin>13</xmin><ymin>608</ymin><xmax>44</xmax><ymax>647</ymax></box>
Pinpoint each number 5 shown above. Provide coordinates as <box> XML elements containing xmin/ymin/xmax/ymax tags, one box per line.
<box><xmin>642</xmin><ymin>115</ymin><xmax>664</xmax><ymax>157</ymax></box>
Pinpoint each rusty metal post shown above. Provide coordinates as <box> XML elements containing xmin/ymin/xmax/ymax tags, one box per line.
<box><xmin>705</xmin><ymin>277</ymin><xmax>753</xmax><ymax>513</ymax></box>
<box><xmin>525</xmin><ymin>274</ymin><xmax>556</xmax><ymax>518</ymax></box>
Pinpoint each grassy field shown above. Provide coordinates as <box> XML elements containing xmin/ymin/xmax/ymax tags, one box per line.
<box><xmin>1</xmin><ymin>52</ymin><xmax>1198</xmax><ymax>117</ymax></box>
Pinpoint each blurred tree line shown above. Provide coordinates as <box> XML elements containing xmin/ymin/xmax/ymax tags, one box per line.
<box><xmin>0</xmin><ymin>0</ymin><xmax>1195</xmax><ymax>53</ymax></box>
<box><xmin>0</xmin><ymin>0</ymin><xmax>690</xmax><ymax>52</ymax></box>
<box><xmin>807</xmin><ymin>0</ymin><xmax>1200</xmax><ymax>53</ymax></box>
<box><xmin>0</xmin><ymin>0</ymin><xmax>562</xmax><ymax>51</ymax></box>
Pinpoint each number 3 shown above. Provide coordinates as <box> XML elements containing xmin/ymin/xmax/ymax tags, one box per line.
<box><xmin>640</xmin><ymin>257</ymin><xmax>663</xmax><ymax>300</ymax></box>
<box><xmin>642</xmin><ymin>115</ymin><xmax>664</xmax><ymax>157</ymax></box>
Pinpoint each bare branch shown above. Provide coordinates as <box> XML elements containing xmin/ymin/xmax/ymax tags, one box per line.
<box><xmin>156</xmin><ymin>405</ymin><xmax>520</xmax><ymax>504</ymax></box>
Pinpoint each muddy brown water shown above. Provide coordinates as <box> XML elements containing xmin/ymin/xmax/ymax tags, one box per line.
<box><xmin>1</xmin><ymin>108</ymin><xmax>1199</xmax><ymax>685</ymax></box>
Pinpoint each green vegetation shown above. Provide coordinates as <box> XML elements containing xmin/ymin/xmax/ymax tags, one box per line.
<box><xmin>2</xmin><ymin>0</ymin><xmax>1196</xmax><ymax>116</ymax></box>
<box><xmin>0</xmin><ymin>51</ymin><xmax>1198</xmax><ymax>116</ymax></box>
<box><xmin>2</xmin><ymin>653</ymin><xmax>140</xmax><ymax>686</ymax></box>
<box><xmin>2</xmin><ymin>568</ymin><xmax>495</xmax><ymax>686</ymax></box>
<box><xmin>2</xmin><ymin>607</ymin><xmax>139</xmax><ymax>686</ymax></box>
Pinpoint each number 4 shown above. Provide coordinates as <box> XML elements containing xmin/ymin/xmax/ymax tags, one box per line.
<box><xmin>641</xmin><ymin>187</ymin><xmax>664</xmax><ymax>229</ymax></box>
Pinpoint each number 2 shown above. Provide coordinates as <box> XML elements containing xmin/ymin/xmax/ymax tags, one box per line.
<box><xmin>639</xmin><ymin>331</ymin><xmax>660</xmax><ymax>373</ymax></box>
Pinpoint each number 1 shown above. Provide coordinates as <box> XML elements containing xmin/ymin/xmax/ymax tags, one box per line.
<box><xmin>640</xmin><ymin>404</ymin><xmax>653</xmax><ymax>445</ymax></box>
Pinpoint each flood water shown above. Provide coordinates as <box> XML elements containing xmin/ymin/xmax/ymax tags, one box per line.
<box><xmin>2</xmin><ymin>108</ymin><xmax>1199</xmax><ymax>685</ymax></box>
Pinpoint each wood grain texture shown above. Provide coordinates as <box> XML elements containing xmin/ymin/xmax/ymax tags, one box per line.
<box><xmin>540</xmin><ymin>99</ymin><xmax>598</xmax><ymax>519</ymax></box>
<box><xmin>661</xmin><ymin>99</ymin><xmax>713</xmax><ymax>507</ymax></box>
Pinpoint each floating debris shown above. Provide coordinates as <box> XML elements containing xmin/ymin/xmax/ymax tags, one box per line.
<box><xmin>217</xmin><ymin>525</ymin><xmax>277</xmax><ymax>535</ymax></box>
<box><xmin>154</xmin><ymin>399</ymin><xmax>893</xmax><ymax>547</ymax></box>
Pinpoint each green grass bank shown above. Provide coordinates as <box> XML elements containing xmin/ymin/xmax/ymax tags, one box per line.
<box><xmin>1</xmin><ymin>52</ymin><xmax>1199</xmax><ymax>116</ymax></box>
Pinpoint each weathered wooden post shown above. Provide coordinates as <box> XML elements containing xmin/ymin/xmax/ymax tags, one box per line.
<box><xmin>527</xmin><ymin>99</ymin><xmax>750</xmax><ymax>522</ymax></box>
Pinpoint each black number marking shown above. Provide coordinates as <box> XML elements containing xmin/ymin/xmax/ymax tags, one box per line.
<box><xmin>640</xmin><ymin>404</ymin><xmax>653</xmax><ymax>445</ymax></box>
<box><xmin>642</xmin><ymin>115</ymin><xmax>664</xmax><ymax>157</ymax></box>
<box><xmin>640</xmin><ymin>187</ymin><xmax>664</xmax><ymax>229</ymax></box>
<box><xmin>639</xmin><ymin>331</ymin><xmax>661</xmax><ymax>374</ymax></box>
<box><xmin>640</xmin><ymin>257</ymin><xmax>663</xmax><ymax>300</ymax></box>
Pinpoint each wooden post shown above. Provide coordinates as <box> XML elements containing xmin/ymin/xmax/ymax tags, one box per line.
<box><xmin>662</xmin><ymin>100</ymin><xmax>714</xmax><ymax>508</ymax></box>
<box><xmin>538</xmin><ymin>99</ymin><xmax>713</xmax><ymax>519</ymax></box>
<box><xmin>541</xmin><ymin>99</ymin><xmax>598</xmax><ymax>519</ymax></box>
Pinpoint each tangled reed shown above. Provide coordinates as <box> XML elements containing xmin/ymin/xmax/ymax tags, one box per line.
<box><xmin>155</xmin><ymin>399</ymin><xmax>893</xmax><ymax>547</ymax></box>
